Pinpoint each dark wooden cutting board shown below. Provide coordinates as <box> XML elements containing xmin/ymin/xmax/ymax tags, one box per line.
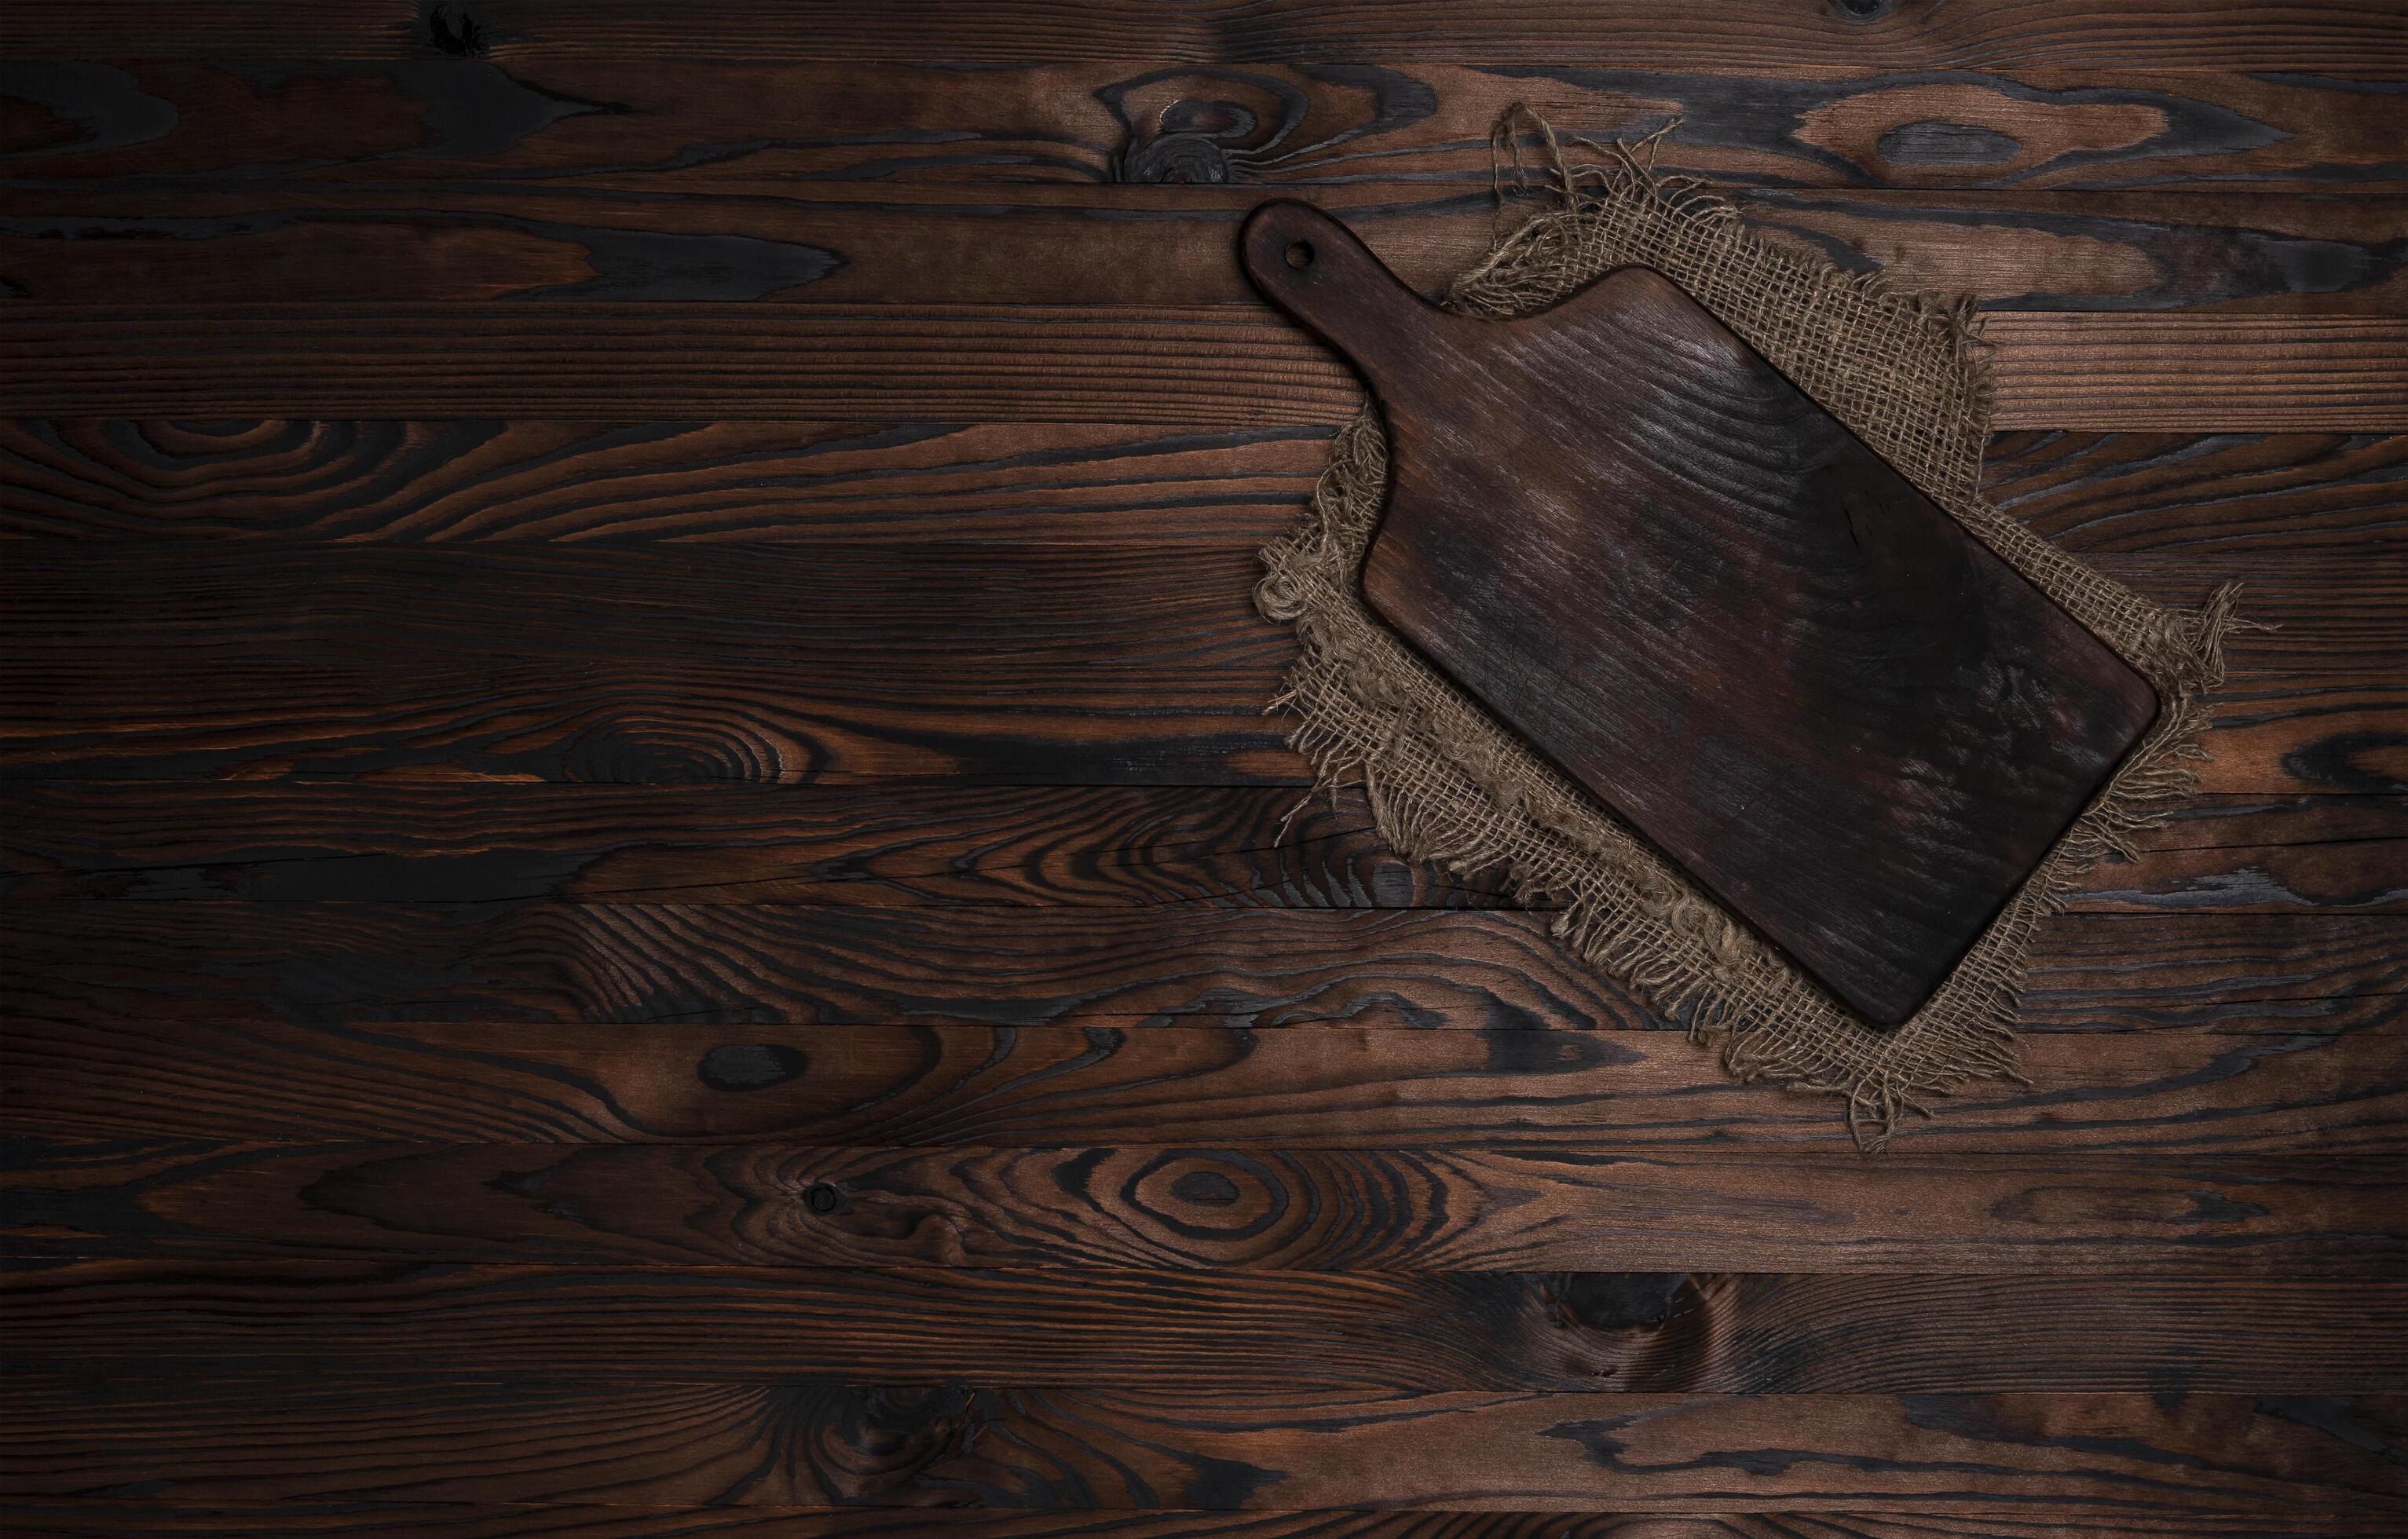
<box><xmin>1240</xmin><ymin>200</ymin><xmax>2159</xmax><ymax>1027</ymax></box>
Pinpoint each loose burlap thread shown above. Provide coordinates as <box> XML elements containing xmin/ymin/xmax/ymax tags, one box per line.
<box><xmin>1253</xmin><ymin>109</ymin><xmax>2248</xmax><ymax>1147</ymax></box>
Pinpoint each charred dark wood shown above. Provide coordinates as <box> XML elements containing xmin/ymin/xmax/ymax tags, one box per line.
<box><xmin>2</xmin><ymin>1374</ymin><xmax>2404</xmax><ymax>1508</ymax></box>
<box><xmin>4</xmin><ymin>422</ymin><xmax>2406</xmax><ymax>558</ymax></box>
<box><xmin>5</xmin><ymin>1262</ymin><xmax>2406</xmax><ymax>1394</ymax></box>
<box><xmin>5</xmin><ymin>1135</ymin><xmax>2400</xmax><ymax>1271</ymax></box>
<box><xmin>7</xmin><ymin>780</ymin><xmax>2400</xmax><ymax>912</ymax></box>
<box><xmin>0</xmin><ymin>1504</ymin><xmax>2396</xmax><ymax>1537</ymax></box>
<box><xmin>2</xmin><ymin>62</ymin><xmax>2403</xmax><ymax>196</ymax></box>
<box><xmin>1987</xmin><ymin>430</ymin><xmax>2408</xmax><ymax>557</ymax></box>
<box><xmin>0</xmin><ymin>8</ymin><xmax>2403</xmax><ymax>1530</ymax></box>
<box><xmin>0</xmin><ymin>420</ymin><xmax>1335</xmax><ymax>544</ymax></box>
<box><xmin>1</xmin><ymin>179</ymin><xmax>2403</xmax><ymax>314</ymax></box>
<box><xmin>5</xmin><ymin>1015</ymin><xmax>2404</xmax><ymax>1153</ymax></box>
<box><xmin>2</xmin><ymin>901</ymin><xmax>2401</xmax><ymax>1035</ymax></box>
<box><xmin>6</xmin><ymin>0</ymin><xmax>2406</xmax><ymax>70</ymax></box>
<box><xmin>2</xmin><ymin>306</ymin><xmax>2401</xmax><ymax>429</ymax></box>
<box><xmin>0</xmin><ymin>543</ymin><xmax>2387</xmax><ymax>786</ymax></box>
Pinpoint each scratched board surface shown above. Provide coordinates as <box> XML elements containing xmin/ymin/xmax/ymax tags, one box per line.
<box><xmin>2</xmin><ymin>5</ymin><xmax>2406</xmax><ymax>1535</ymax></box>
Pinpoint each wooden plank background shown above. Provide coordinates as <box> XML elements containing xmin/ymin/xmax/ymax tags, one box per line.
<box><xmin>2</xmin><ymin>2</ymin><xmax>2404</xmax><ymax>1534</ymax></box>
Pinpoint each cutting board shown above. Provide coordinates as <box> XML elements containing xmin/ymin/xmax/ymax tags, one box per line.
<box><xmin>1240</xmin><ymin>200</ymin><xmax>2159</xmax><ymax>1026</ymax></box>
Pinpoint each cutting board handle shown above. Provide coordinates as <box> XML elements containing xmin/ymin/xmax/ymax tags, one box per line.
<box><xmin>1241</xmin><ymin>200</ymin><xmax>1447</xmax><ymax>398</ymax></box>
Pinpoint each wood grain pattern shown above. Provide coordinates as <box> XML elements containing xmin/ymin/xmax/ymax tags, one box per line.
<box><xmin>1986</xmin><ymin>430</ymin><xmax>2408</xmax><ymax>556</ymax></box>
<box><xmin>3</xmin><ymin>422</ymin><xmax>2406</xmax><ymax>556</ymax></box>
<box><xmin>9</xmin><ymin>1512</ymin><xmax>2398</xmax><ymax>1531</ymax></box>
<box><xmin>2199</xmin><ymin>675</ymin><xmax>2408</xmax><ymax>796</ymax></box>
<box><xmin>8</xmin><ymin>1</ymin><xmax>2408</xmax><ymax>71</ymax></box>
<box><xmin>2068</xmin><ymin>795</ymin><xmax>2408</xmax><ymax>913</ymax></box>
<box><xmin>1989</xmin><ymin>314</ymin><xmax>2408</xmax><ymax>429</ymax></box>
<box><xmin>4</xmin><ymin>1376</ymin><xmax>2402</xmax><ymax>1509</ymax></box>
<box><xmin>0</xmin><ymin>781</ymin><xmax>1492</xmax><ymax>908</ymax></box>
<box><xmin>8</xmin><ymin>780</ymin><xmax>2400</xmax><ymax>913</ymax></box>
<box><xmin>5</xmin><ymin>2</ymin><xmax>2406</xmax><ymax>1529</ymax></box>
<box><xmin>0</xmin><ymin>542</ymin><xmax>2389</xmax><ymax>785</ymax></box>
<box><xmin>7</xmin><ymin>1262</ymin><xmax>2405</xmax><ymax>1393</ymax></box>
<box><xmin>7</xmin><ymin>181</ymin><xmax>2405</xmax><ymax>314</ymax></box>
<box><xmin>1247</xmin><ymin>199</ymin><xmax>2156</xmax><ymax>1022</ymax></box>
<box><xmin>2113</xmin><ymin>555</ymin><xmax>2408</xmax><ymax>672</ymax></box>
<box><xmin>2</xmin><ymin>902</ymin><xmax>2401</xmax><ymax>1036</ymax></box>
<box><xmin>6</xmin><ymin>1135</ymin><xmax>2400</xmax><ymax>1271</ymax></box>
<box><xmin>5</xmin><ymin>1018</ymin><xmax>2403</xmax><ymax>1153</ymax></box>
<box><xmin>0</xmin><ymin>304</ymin><xmax>1356</xmax><ymax>425</ymax></box>
<box><xmin>0</xmin><ymin>542</ymin><xmax>1295</xmax><ymax>784</ymax></box>
<box><xmin>0</xmin><ymin>1504</ymin><xmax>2399</xmax><ymax>1538</ymax></box>
<box><xmin>8</xmin><ymin>60</ymin><xmax>2405</xmax><ymax>195</ymax></box>
<box><xmin>0</xmin><ymin>420</ymin><xmax>1338</xmax><ymax>544</ymax></box>
<box><xmin>2</xmin><ymin>305</ymin><xmax>2401</xmax><ymax>427</ymax></box>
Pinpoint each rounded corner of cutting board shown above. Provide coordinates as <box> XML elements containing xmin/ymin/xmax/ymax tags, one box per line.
<box><xmin>2117</xmin><ymin>651</ymin><xmax>2168</xmax><ymax>744</ymax></box>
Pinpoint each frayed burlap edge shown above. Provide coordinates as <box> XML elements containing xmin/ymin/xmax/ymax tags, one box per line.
<box><xmin>1253</xmin><ymin>108</ymin><xmax>2252</xmax><ymax>1149</ymax></box>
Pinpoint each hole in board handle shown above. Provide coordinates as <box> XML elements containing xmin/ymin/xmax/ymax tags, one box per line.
<box><xmin>1285</xmin><ymin>240</ymin><xmax>1316</xmax><ymax>270</ymax></box>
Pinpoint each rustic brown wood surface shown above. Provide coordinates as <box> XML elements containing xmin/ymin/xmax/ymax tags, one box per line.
<box><xmin>6</xmin><ymin>308</ymin><xmax>2407</xmax><ymax>426</ymax></box>
<box><xmin>1242</xmin><ymin>199</ymin><xmax>2157</xmax><ymax>1023</ymax></box>
<box><xmin>1</xmin><ymin>1514</ymin><xmax>2403</xmax><ymax>1539</ymax></box>
<box><xmin>2</xmin><ymin>8</ymin><xmax>2404</xmax><ymax>1535</ymax></box>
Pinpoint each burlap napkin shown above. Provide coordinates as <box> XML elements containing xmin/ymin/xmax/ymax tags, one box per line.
<box><xmin>1254</xmin><ymin>108</ymin><xmax>2245</xmax><ymax>1146</ymax></box>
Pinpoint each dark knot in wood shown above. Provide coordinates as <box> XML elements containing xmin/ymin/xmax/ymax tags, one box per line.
<box><xmin>1550</xmin><ymin>1272</ymin><xmax>1698</xmax><ymax>1333</ymax></box>
<box><xmin>1113</xmin><ymin>101</ymin><xmax>1261</xmax><ymax>184</ymax></box>
<box><xmin>425</xmin><ymin>3</ymin><xmax>489</xmax><ymax>57</ymax></box>
<box><xmin>771</xmin><ymin>1384</ymin><xmax>985</xmax><ymax>1503</ymax></box>
<box><xmin>1100</xmin><ymin>68</ymin><xmax>1312</xmax><ymax>185</ymax></box>
<box><xmin>697</xmin><ymin>1042</ymin><xmax>810</xmax><ymax>1091</ymax></box>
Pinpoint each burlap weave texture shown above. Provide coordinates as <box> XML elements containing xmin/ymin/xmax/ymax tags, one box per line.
<box><xmin>1253</xmin><ymin>111</ymin><xmax>2245</xmax><ymax>1146</ymax></box>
